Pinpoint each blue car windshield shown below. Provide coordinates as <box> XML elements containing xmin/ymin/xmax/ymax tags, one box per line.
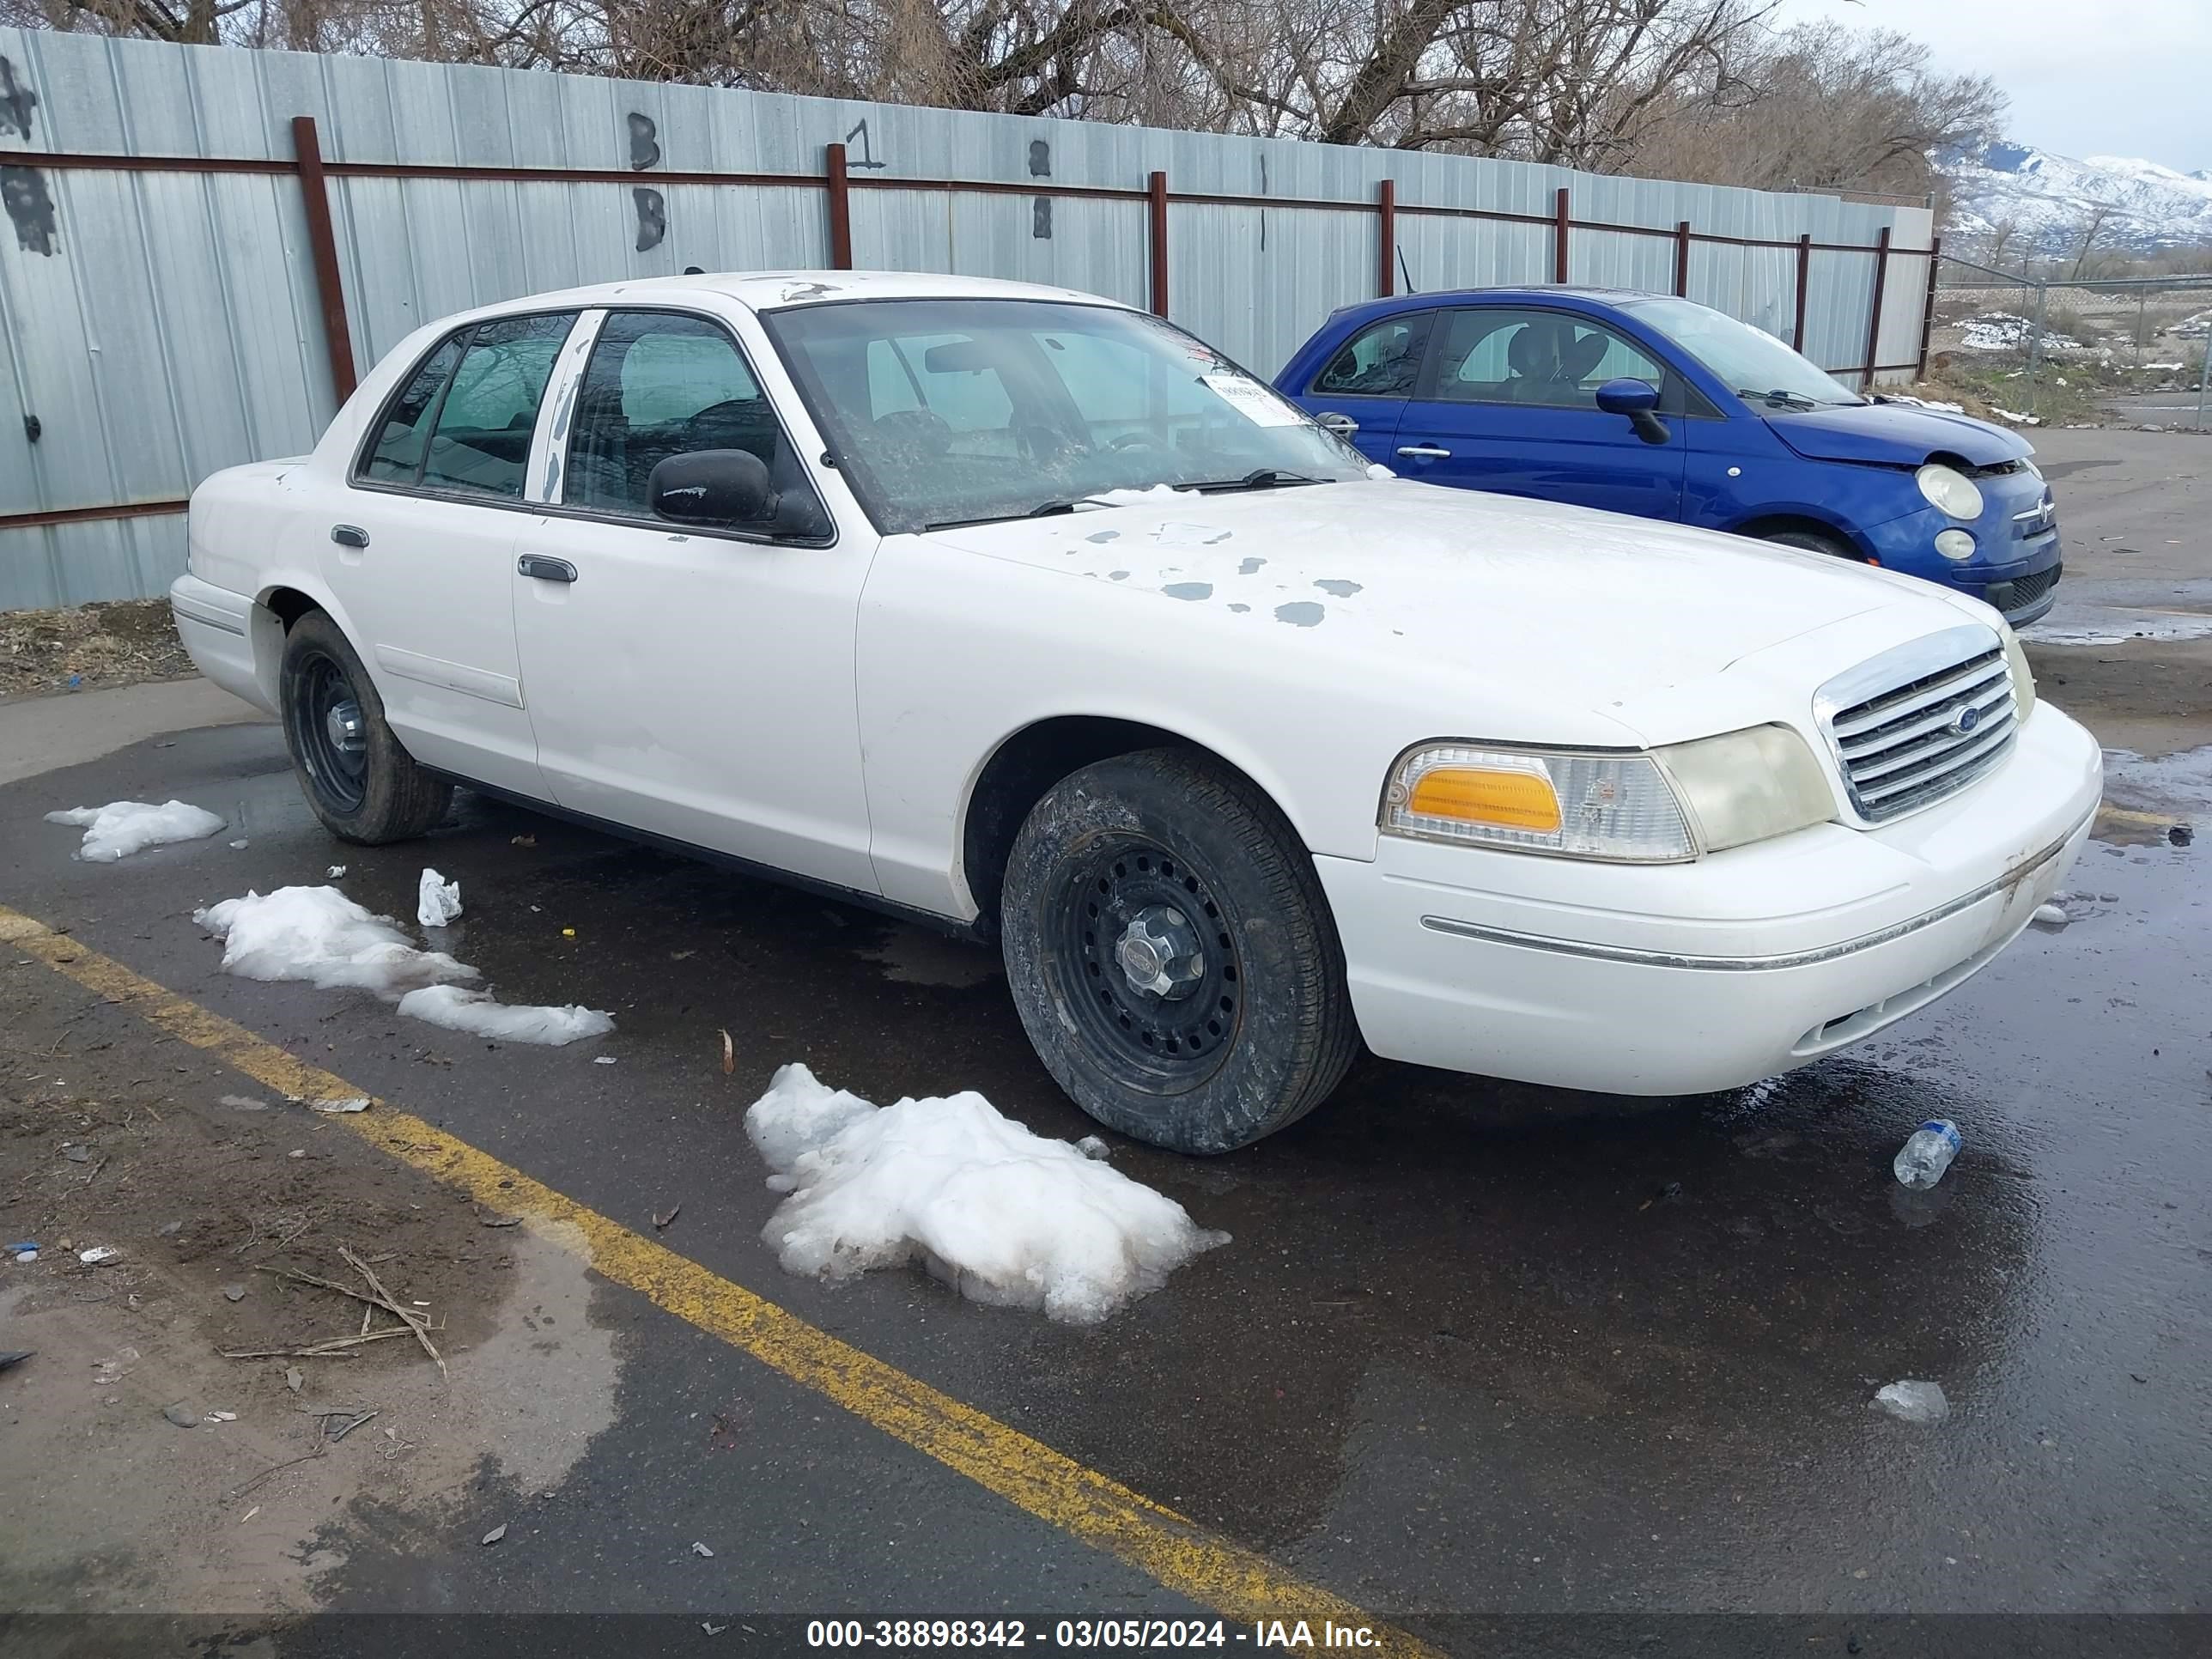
<box><xmin>1622</xmin><ymin>296</ymin><xmax>1864</xmax><ymax>408</ymax></box>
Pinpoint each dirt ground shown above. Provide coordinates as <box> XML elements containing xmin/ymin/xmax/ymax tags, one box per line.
<box><xmin>0</xmin><ymin>600</ymin><xmax>198</xmax><ymax>702</ymax></box>
<box><xmin>0</xmin><ymin>950</ymin><xmax>620</xmax><ymax>1618</ymax></box>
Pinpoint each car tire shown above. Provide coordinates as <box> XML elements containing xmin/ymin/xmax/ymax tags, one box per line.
<box><xmin>278</xmin><ymin>610</ymin><xmax>453</xmax><ymax>845</ymax></box>
<box><xmin>1761</xmin><ymin>526</ymin><xmax>1865</xmax><ymax>562</ymax></box>
<box><xmin>999</xmin><ymin>747</ymin><xmax>1358</xmax><ymax>1154</ymax></box>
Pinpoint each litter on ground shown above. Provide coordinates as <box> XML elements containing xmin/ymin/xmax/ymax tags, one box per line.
<box><xmin>744</xmin><ymin>1063</ymin><xmax>1227</xmax><ymax>1324</ymax></box>
<box><xmin>45</xmin><ymin>799</ymin><xmax>225</xmax><ymax>862</ymax></box>
<box><xmin>194</xmin><ymin>885</ymin><xmax>612</xmax><ymax>1047</ymax></box>
<box><xmin>417</xmin><ymin>867</ymin><xmax>463</xmax><ymax>927</ymax></box>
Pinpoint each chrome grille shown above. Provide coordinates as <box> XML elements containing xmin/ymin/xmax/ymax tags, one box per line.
<box><xmin>1817</xmin><ymin>626</ymin><xmax>2019</xmax><ymax>823</ymax></box>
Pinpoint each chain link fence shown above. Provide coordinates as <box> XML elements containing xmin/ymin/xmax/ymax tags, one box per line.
<box><xmin>1929</xmin><ymin>255</ymin><xmax>2212</xmax><ymax>428</ymax></box>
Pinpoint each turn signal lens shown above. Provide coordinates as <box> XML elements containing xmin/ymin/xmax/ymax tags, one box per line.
<box><xmin>1383</xmin><ymin>744</ymin><xmax>1694</xmax><ymax>861</ymax></box>
<box><xmin>1406</xmin><ymin>763</ymin><xmax>1563</xmax><ymax>832</ymax></box>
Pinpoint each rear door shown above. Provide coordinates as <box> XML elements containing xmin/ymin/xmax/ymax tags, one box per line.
<box><xmin>1392</xmin><ymin>307</ymin><xmax>1686</xmax><ymax>521</ymax></box>
<box><xmin>1286</xmin><ymin>310</ymin><xmax>1433</xmax><ymax>466</ymax></box>
<box><xmin>327</xmin><ymin>312</ymin><xmax>576</xmax><ymax>796</ymax></box>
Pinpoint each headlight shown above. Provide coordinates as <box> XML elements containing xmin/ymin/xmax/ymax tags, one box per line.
<box><xmin>2000</xmin><ymin>621</ymin><xmax>2037</xmax><ymax>722</ymax></box>
<box><xmin>1652</xmin><ymin>725</ymin><xmax>1836</xmax><ymax>854</ymax></box>
<box><xmin>1916</xmin><ymin>463</ymin><xmax>1984</xmax><ymax>520</ymax></box>
<box><xmin>1382</xmin><ymin>745</ymin><xmax>1693</xmax><ymax>861</ymax></box>
<box><xmin>1383</xmin><ymin>728</ymin><xmax>1837</xmax><ymax>861</ymax></box>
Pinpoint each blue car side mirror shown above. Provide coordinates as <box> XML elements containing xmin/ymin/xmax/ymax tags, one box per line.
<box><xmin>1595</xmin><ymin>377</ymin><xmax>1668</xmax><ymax>444</ymax></box>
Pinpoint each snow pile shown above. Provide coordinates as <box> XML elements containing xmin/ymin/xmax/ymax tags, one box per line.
<box><xmin>397</xmin><ymin>983</ymin><xmax>613</xmax><ymax>1045</ymax></box>
<box><xmin>1991</xmin><ymin>407</ymin><xmax>2042</xmax><ymax>426</ymax></box>
<box><xmin>1956</xmin><ymin>312</ymin><xmax>2081</xmax><ymax>356</ymax></box>
<box><xmin>1073</xmin><ymin>484</ymin><xmax>1183</xmax><ymax>511</ymax></box>
<box><xmin>195</xmin><ymin>885</ymin><xmax>472</xmax><ymax>994</ymax></box>
<box><xmin>417</xmin><ymin>867</ymin><xmax>463</xmax><ymax>927</ymax></box>
<box><xmin>194</xmin><ymin>884</ymin><xmax>611</xmax><ymax>1047</ymax></box>
<box><xmin>744</xmin><ymin>1063</ymin><xmax>1225</xmax><ymax>1323</ymax></box>
<box><xmin>1871</xmin><ymin>1379</ymin><xmax>1950</xmax><ymax>1425</ymax></box>
<box><xmin>46</xmin><ymin>800</ymin><xmax>225</xmax><ymax>862</ymax></box>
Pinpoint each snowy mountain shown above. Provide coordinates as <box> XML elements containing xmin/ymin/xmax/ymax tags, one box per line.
<box><xmin>1943</xmin><ymin>141</ymin><xmax>2212</xmax><ymax>258</ymax></box>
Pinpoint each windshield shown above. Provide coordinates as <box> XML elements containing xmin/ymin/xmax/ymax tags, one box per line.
<box><xmin>762</xmin><ymin>299</ymin><xmax>1366</xmax><ymax>533</ymax></box>
<box><xmin>1620</xmin><ymin>295</ymin><xmax>1863</xmax><ymax>408</ymax></box>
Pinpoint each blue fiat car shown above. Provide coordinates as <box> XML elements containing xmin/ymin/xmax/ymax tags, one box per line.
<box><xmin>1276</xmin><ymin>289</ymin><xmax>2062</xmax><ymax>625</ymax></box>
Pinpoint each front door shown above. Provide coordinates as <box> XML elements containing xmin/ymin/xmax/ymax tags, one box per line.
<box><xmin>509</xmin><ymin>307</ymin><xmax>877</xmax><ymax>892</ymax></box>
<box><xmin>1289</xmin><ymin>309</ymin><xmax>1432</xmax><ymax>466</ymax></box>
<box><xmin>1391</xmin><ymin>307</ymin><xmax>1686</xmax><ymax>521</ymax></box>
<box><xmin>326</xmin><ymin>312</ymin><xmax>577</xmax><ymax>796</ymax></box>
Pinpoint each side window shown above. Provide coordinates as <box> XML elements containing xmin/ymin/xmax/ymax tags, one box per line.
<box><xmin>1431</xmin><ymin>308</ymin><xmax>1663</xmax><ymax>410</ymax></box>
<box><xmin>418</xmin><ymin>313</ymin><xmax>575</xmax><ymax>498</ymax></box>
<box><xmin>565</xmin><ymin>310</ymin><xmax>823</xmax><ymax>532</ymax></box>
<box><xmin>1311</xmin><ymin>313</ymin><xmax>1432</xmax><ymax>398</ymax></box>
<box><xmin>360</xmin><ymin>337</ymin><xmax>463</xmax><ymax>483</ymax></box>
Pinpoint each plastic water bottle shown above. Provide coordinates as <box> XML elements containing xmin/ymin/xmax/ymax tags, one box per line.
<box><xmin>1893</xmin><ymin>1120</ymin><xmax>1961</xmax><ymax>1190</ymax></box>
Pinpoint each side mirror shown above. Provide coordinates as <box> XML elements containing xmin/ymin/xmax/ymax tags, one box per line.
<box><xmin>649</xmin><ymin>449</ymin><xmax>775</xmax><ymax>526</ymax></box>
<box><xmin>1595</xmin><ymin>377</ymin><xmax>1669</xmax><ymax>444</ymax></box>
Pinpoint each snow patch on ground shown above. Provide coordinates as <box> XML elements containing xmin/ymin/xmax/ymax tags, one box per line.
<box><xmin>397</xmin><ymin>984</ymin><xmax>613</xmax><ymax>1046</ymax></box>
<box><xmin>45</xmin><ymin>800</ymin><xmax>225</xmax><ymax>862</ymax></box>
<box><xmin>744</xmin><ymin>1064</ymin><xmax>1225</xmax><ymax>1323</ymax></box>
<box><xmin>194</xmin><ymin>884</ymin><xmax>611</xmax><ymax>1047</ymax></box>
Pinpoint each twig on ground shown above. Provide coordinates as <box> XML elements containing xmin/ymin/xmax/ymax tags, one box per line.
<box><xmin>340</xmin><ymin>1244</ymin><xmax>446</xmax><ymax>1379</ymax></box>
<box><xmin>226</xmin><ymin>1419</ymin><xmax>329</xmax><ymax>1503</ymax></box>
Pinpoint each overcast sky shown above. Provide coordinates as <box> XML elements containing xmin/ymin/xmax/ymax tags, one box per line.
<box><xmin>1780</xmin><ymin>0</ymin><xmax>2210</xmax><ymax>173</ymax></box>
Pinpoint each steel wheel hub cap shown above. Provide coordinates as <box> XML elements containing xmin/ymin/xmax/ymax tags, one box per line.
<box><xmin>1115</xmin><ymin>905</ymin><xmax>1205</xmax><ymax>1000</ymax></box>
<box><xmin>325</xmin><ymin>699</ymin><xmax>365</xmax><ymax>756</ymax></box>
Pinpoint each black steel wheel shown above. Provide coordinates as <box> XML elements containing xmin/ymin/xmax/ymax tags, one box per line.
<box><xmin>277</xmin><ymin>610</ymin><xmax>453</xmax><ymax>844</ymax></box>
<box><xmin>1055</xmin><ymin>834</ymin><xmax>1243</xmax><ymax>1091</ymax></box>
<box><xmin>1000</xmin><ymin>748</ymin><xmax>1358</xmax><ymax>1153</ymax></box>
<box><xmin>286</xmin><ymin>644</ymin><xmax>370</xmax><ymax>814</ymax></box>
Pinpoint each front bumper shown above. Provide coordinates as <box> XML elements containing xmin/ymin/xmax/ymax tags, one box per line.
<box><xmin>1315</xmin><ymin>702</ymin><xmax>2102</xmax><ymax>1095</ymax></box>
<box><xmin>1863</xmin><ymin>491</ymin><xmax>2063</xmax><ymax>627</ymax></box>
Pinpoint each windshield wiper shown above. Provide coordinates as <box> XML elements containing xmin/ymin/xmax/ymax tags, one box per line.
<box><xmin>1182</xmin><ymin>468</ymin><xmax>1330</xmax><ymax>494</ymax></box>
<box><xmin>1739</xmin><ymin>387</ymin><xmax>1820</xmax><ymax>410</ymax></box>
<box><xmin>922</xmin><ymin>495</ymin><xmax>1118</xmax><ymax>532</ymax></box>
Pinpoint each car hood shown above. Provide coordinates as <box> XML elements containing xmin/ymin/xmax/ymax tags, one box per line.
<box><xmin>1762</xmin><ymin>402</ymin><xmax>2032</xmax><ymax>467</ymax></box>
<box><xmin>921</xmin><ymin>478</ymin><xmax>1970</xmax><ymax>740</ymax></box>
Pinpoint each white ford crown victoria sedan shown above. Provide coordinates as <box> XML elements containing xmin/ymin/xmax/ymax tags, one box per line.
<box><xmin>172</xmin><ymin>272</ymin><xmax>2101</xmax><ymax>1152</ymax></box>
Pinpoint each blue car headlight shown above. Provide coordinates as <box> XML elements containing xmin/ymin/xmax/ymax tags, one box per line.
<box><xmin>1916</xmin><ymin>463</ymin><xmax>1984</xmax><ymax>520</ymax></box>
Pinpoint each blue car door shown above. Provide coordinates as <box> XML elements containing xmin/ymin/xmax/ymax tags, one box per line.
<box><xmin>1392</xmin><ymin>307</ymin><xmax>1686</xmax><ymax>521</ymax></box>
<box><xmin>1289</xmin><ymin>308</ymin><xmax>1434</xmax><ymax>467</ymax></box>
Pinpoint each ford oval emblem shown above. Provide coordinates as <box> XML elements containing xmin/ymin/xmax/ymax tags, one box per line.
<box><xmin>1952</xmin><ymin>705</ymin><xmax>1981</xmax><ymax>737</ymax></box>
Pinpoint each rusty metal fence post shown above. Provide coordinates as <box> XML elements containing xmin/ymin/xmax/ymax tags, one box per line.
<box><xmin>1553</xmin><ymin>187</ymin><xmax>1571</xmax><ymax>283</ymax></box>
<box><xmin>1861</xmin><ymin>226</ymin><xmax>1891</xmax><ymax>387</ymax></box>
<box><xmin>824</xmin><ymin>143</ymin><xmax>854</xmax><ymax>269</ymax></box>
<box><xmin>1377</xmin><ymin>179</ymin><xmax>1395</xmax><ymax>297</ymax></box>
<box><xmin>290</xmin><ymin>116</ymin><xmax>357</xmax><ymax>405</ymax></box>
<box><xmin>1148</xmin><ymin>171</ymin><xmax>1170</xmax><ymax>316</ymax></box>
<box><xmin>1793</xmin><ymin>234</ymin><xmax>1812</xmax><ymax>352</ymax></box>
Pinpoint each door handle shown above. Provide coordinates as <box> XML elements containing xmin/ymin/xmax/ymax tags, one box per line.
<box><xmin>1395</xmin><ymin>445</ymin><xmax>1452</xmax><ymax>459</ymax></box>
<box><xmin>517</xmin><ymin>554</ymin><xmax>577</xmax><ymax>584</ymax></box>
<box><xmin>1315</xmin><ymin>410</ymin><xmax>1359</xmax><ymax>438</ymax></box>
<box><xmin>330</xmin><ymin>524</ymin><xmax>369</xmax><ymax>549</ymax></box>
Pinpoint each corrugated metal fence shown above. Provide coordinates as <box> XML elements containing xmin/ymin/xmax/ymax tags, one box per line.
<box><xmin>0</xmin><ymin>27</ymin><xmax>1936</xmax><ymax>610</ymax></box>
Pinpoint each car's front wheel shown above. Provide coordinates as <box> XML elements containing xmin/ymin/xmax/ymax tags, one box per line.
<box><xmin>278</xmin><ymin>610</ymin><xmax>453</xmax><ymax>844</ymax></box>
<box><xmin>999</xmin><ymin>748</ymin><xmax>1358</xmax><ymax>1153</ymax></box>
<box><xmin>1761</xmin><ymin>526</ymin><xmax>1864</xmax><ymax>562</ymax></box>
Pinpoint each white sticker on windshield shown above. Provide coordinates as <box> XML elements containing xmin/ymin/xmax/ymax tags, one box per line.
<box><xmin>1200</xmin><ymin>372</ymin><xmax>1302</xmax><ymax>427</ymax></box>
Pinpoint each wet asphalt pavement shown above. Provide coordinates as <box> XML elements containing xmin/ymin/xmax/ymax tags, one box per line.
<box><xmin>3</xmin><ymin>711</ymin><xmax>2208</xmax><ymax>1650</ymax></box>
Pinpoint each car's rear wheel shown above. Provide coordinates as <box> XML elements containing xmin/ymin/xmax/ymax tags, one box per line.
<box><xmin>278</xmin><ymin>610</ymin><xmax>453</xmax><ymax>844</ymax></box>
<box><xmin>1761</xmin><ymin>526</ymin><xmax>1864</xmax><ymax>562</ymax></box>
<box><xmin>999</xmin><ymin>748</ymin><xmax>1358</xmax><ymax>1154</ymax></box>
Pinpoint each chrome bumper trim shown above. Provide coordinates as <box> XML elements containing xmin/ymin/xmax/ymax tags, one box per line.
<box><xmin>1418</xmin><ymin>808</ymin><xmax>2091</xmax><ymax>973</ymax></box>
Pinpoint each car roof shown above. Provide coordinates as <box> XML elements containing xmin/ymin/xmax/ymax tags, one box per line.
<box><xmin>441</xmin><ymin>270</ymin><xmax>1131</xmax><ymax>328</ymax></box>
<box><xmin>1340</xmin><ymin>285</ymin><xmax>1668</xmax><ymax>315</ymax></box>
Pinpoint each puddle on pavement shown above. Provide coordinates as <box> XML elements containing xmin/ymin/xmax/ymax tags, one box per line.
<box><xmin>857</xmin><ymin>924</ymin><xmax>1001</xmax><ymax>988</ymax></box>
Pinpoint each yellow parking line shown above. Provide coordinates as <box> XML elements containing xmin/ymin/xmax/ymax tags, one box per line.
<box><xmin>0</xmin><ymin>902</ymin><xmax>1436</xmax><ymax>1654</ymax></box>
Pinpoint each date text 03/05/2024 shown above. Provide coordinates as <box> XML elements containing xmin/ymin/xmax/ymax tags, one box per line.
<box><xmin>804</xmin><ymin>1620</ymin><xmax>1382</xmax><ymax>1649</ymax></box>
